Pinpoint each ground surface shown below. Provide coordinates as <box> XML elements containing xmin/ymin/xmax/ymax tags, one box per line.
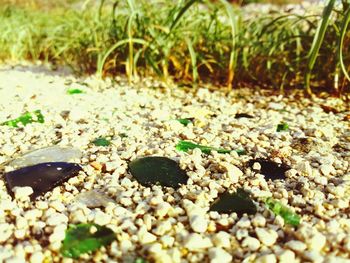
<box><xmin>0</xmin><ymin>64</ymin><xmax>349</xmax><ymax>263</ymax></box>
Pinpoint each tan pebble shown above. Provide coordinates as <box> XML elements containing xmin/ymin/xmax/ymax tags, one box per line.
<box><xmin>0</xmin><ymin>223</ymin><xmax>14</xmax><ymax>242</ymax></box>
<box><xmin>236</xmin><ymin>229</ymin><xmax>248</xmax><ymax>240</ymax></box>
<box><xmin>212</xmin><ymin>231</ymin><xmax>231</xmax><ymax>248</ymax></box>
<box><xmin>14</xmin><ymin>229</ymin><xmax>26</xmax><ymax>239</ymax></box>
<box><xmin>303</xmin><ymin>250</ymin><xmax>323</xmax><ymax>262</ymax></box>
<box><xmin>306</xmin><ymin>232</ymin><xmax>326</xmax><ymax>251</ymax></box>
<box><xmin>255</xmin><ymin>228</ymin><xmax>278</xmax><ymax>246</ymax></box>
<box><xmin>285</xmin><ymin>240</ymin><xmax>307</xmax><ymax>252</ymax></box>
<box><xmin>255</xmin><ymin>254</ymin><xmax>277</xmax><ymax>263</ymax></box>
<box><xmin>253</xmin><ymin>162</ymin><xmax>261</xmax><ymax>170</ymax></box>
<box><xmin>16</xmin><ymin>217</ymin><xmax>27</xmax><ymax>229</ymax></box>
<box><xmin>242</xmin><ymin>236</ymin><xmax>260</xmax><ymax>251</ymax></box>
<box><xmin>46</xmin><ymin>213</ymin><xmax>68</xmax><ymax>226</ymax></box>
<box><xmin>252</xmin><ymin>214</ymin><xmax>266</xmax><ymax>227</ymax></box>
<box><xmin>148</xmin><ymin>243</ymin><xmax>162</xmax><ymax>254</ymax></box>
<box><xmin>120</xmin><ymin>240</ymin><xmax>133</xmax><ymax>252</ymax></box>
<box><xmin>221</xmin><ymin>162</ymin><xmax>242</xmax><ymax>183</ymax></box>
<box><xmin>236</xmin><ymin>217</ymin><xmax>251</xmax><ymax>228</ymax></box>
<box><xmin>183</xmin><ymin>233</ymin><xmax>213</xmax><ymax>251</ymax></box>
<box><xmin>4</xmin><ymin>256</ymin><xmax>25</xmax><ymax>263</ymax></box>
<box><xmin>138</xmin><ymin>231</ymin><xmax>157</xmax><ymax>244</ymax></box>
<box><xmin>50</xmin><ymin>201</ymin><xmax>65</xmax><ymax>212</ymax></box>
<box><xmin>24</xmin><ymin>209</ymin><xmax>42</xmax><ymax>221</ymax></box>
<box><xmin>155</xmin><ymin>202</ymin><xmax>171</xmax><ymax>218</ymax></box>
<box><xmin>153</xmin><ymin>220</ymin><xmax>172</xmax><ymax>236</ymax></box>
<box><xmin>189</xmin><ymin>214</ymin><xmax>208</xmax><ymax>233</ymax></box>
<box><xmin>278</xmin><ymin>249</ymin><xmax>296</xmax><ymax>263</ymax></box>
<box><xmin>49</xmin><ymin>230</ymin><xmax>65</xmax><ymax>244</ymax></box>
<box><xmin>160</xmin><ymin>235</ymin><xmax>175</xmax><ymax>248</ymax></box>
<box><xmin>36</xmin><ymin>201</ymin><xmax>48</xmax><ymax>210</ymax></box>
<box><xmin>29</xmin><ymin>252</ymin><xmax>44</xmax><ymax>263</ymax></box>
<box><xmin>320</xmin><ymin>164</ymin><xmax>335</xmax><ymax>176</ymax></box>
<box><xmin>13</xmin><ymin>186</ymin><xmax>33</xmax><ymax>201</ymax></box>
<box><xmin>296</xmin><ymin>161</ymin><xmax>313</xmax><ymax>176</ymax></box>
<box><xmin>208</xmin><ymin>247</ymin><xmax>232</xmax><ymax>263</ymax></box>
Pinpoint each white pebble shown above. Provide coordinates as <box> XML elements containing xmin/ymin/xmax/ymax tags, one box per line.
<box><xmin>255</xmin><ymin>254</ymin><xmax>277</xmax><ymax>263</ymax></box>
<box><xmin>13</xmin><ymin>186</ymin><xmax>33</xmax><ymax>201</ymax></box>
<box><xmin>212</xmin><ymin>231</ymin><xmax>231</xmax><ymax>248</ymax></box>
<box><xmin>46</xmin><ymin>213</ymin><xmax>68</xmax><ymax>226</ymax></box>
<box><xmin>29</xmin><ymin>252</ymin><xmax>44</xmax><ymax>263</ymax></box>
<box><xmin>242</xmin><ymin>236</ymin><xmax>260</xmax><ymax>251</ymax></box>
<box><xmin>320</xmin><ymin>164</ymin><xmax>335</xmax><ymax>176</ymax></box>
<box><xmin>278</xmin><ymin>249</ymin><xmax>296</xmax><ymax>263</ymax></box>
<box><xmin>285</xmin><ymin>240</ymin><xmax>307</xmax><ymax>252</ymax></box>
<box><xmin>184</xmin><ymin>233</ymin><xmax>213</xmax><ymax>251</ymax></box>
<box><xmin>208</xmin><ymin>247</ymin><xmax>232</xmax><ymax>263</ymax></box>
<box><xmin>189</xmin><ymin>214</ymin><xmax>208</xmax><ymax>233</ymax></box>
<box><xmin>255</xmin><ymin>228</ymin><xmax>278</xmax><ymax>246</ymax></box>
<box><xmin>306</xmin><ymin>232</ymin><xmax>326</xmax><ymax>251</ymax></box>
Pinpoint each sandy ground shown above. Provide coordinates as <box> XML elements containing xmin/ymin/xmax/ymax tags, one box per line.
<box><xmin>0</xmin><ymin>63</ymin><xmax>349</xmax><ymax>263</ymax></box>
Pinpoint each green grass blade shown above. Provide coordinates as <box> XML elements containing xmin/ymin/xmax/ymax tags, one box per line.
<box><xmin>218</xmin><ymin>0</ymin><xmax>241</xmax><ymax>89</ymax></box>
<box><xmin>305</xmin><ymin>0</ymin><xmax>336</xmax><ymax>95</ymax></box>
<box><xmin>169</xmin><ymin>0</ymin><xmax>199</xmax><ymax>34</ymax></box>
<box><xmin>338</xmin><ymin>7</ymin><xmax>350</xmax><ymax>82</ymax></box>
<box><xmin>185</xmin><ymin>37</ymin><xmax>198</xmax><ymax>83</ymax></box>
<box><xmin>96</xmin><ymin>38</ymin><xmax>147</xmax><ymax>77</ymax></box>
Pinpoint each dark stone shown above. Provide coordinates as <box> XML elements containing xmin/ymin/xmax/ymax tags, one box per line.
<box><xmin>248</xmin><ymin>158</ymin><xmax>290</xmax><ymax>180</ymax></box>
<box><xmin>5</xmin><ymin>162</ymin><xmax>82</xmax><ymax>200</ymax></box>
<box><xmin>128</xmin><ymin>156</ymin><xmax>188</xmax><ymax>188</ymax></box>
<box><xmin>210</xmin><ymin>188</ymin><xmax>257</xmax><ymax>216</ymax></box>
<box><xmin>235</xmin><ymin>113</ymin><xmax>254</xmax><ymax>119</ymax></box>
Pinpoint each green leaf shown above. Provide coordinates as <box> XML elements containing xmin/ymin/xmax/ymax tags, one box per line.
<box><xmin>176</xmin><ymin>140</ymin><xmax>245</xmax><ymax>155</ymax></box>
<box><xmin>67</xmin><ymin>88</ymin><xmax>84</xmax><ymax>94</ymax></box>
<box><xmin>210</xmin><ymin>188</ymin><xmax>257</xmax><ymax>216</ymax></box>
<box><xmin>176</xmin><ymin>118</ymin><xmax>194</xmax><ymax>126</ymax></box>
<box><xmin>92</xmin><ymin>137</ymin><xmax>111</xmax><ymax>146</ymax></box>
<box><xmin>276</xmin><ymin>123</ymin><xmax>289</xmax><ymax>132</ymax></box>
<box><xmin>60</xmin><ymin>223</ymin><xmax>116</xmax><ymax>259</ymax></box>
<box><xmin>134</xmin><ymin>258</ymin><xmax>148</xmax><ymax>263</ymax></box>
<box><xmin>265</xmin><ymin>198</ymin><xmax>300</xmax><ymax>226</ymax></box>
<box><xmin>2</xmin><ymin>110</ymin><xmax>44</xmax><ymax>127</ymax></box>
<box><xmin>128</xmin><ymin>156</ymin><xmax>188</xmax><ymax>188</ymax></box>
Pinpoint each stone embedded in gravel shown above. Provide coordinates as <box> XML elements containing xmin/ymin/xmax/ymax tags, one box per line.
<box><xmin>176</xmin><ymin>118</ymin><xmax>194</xmax><ymax>126</ymax></box>
<box><xmin>248</xmin><ymin>158</ymin><xmax>290</xmax><ymax>180</ymax></box>
<box><xmin>67</xmin><ymin>88</ymin><xmax>84</xmax><ymax>95</ymax></box>
<box><xmin>92</xmin><ymin>137</ymin><xmax>111</xmax><ymax>146</ymax></box>
<box><xmin>74</xmin><ymin>190</ymin><xmax>114</xmax><ymax>208</ymax></box>
<box><xmin>276</xmin><ymin>122</ymin><xmax>289</xmax><ymax>132</ymax></box>
<box><xmin>210</xmin><ymin>188</ymin><xmax>257</xmax><ymax>216</ymax></box>
<box><xmin>7</xmin><ymin>146</ymin><xmax>82</xmax><ymax>170</ymax></box>
<box><xmin>128</xmin><ymin>156</ymin><xmax>188</xmax><ymax>188</ymax></box>
<box><xmin>235</xmin><ymin>113</ymin><xmax>254</xmax><ymax>119</ymax></box>
<box><xmin>265</xmin><ymin>198</ymin><xmax>300</xmax><ymax>226</ymax></box>
<box><xmin>1</xmin><ymin>110</ymin><xmax>44</xmax><ymax>127</ymax></box>
<box><xmin>60</xmin><ymin>223</ymin><xmax>115</xmax><ymax>259</ymax></box>
<box><xmin>5</xmin><ymin>162</ymin><xmax>82</xmax><ymax>200</ymax></box>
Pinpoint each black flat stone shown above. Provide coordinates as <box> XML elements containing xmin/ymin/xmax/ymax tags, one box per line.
<box><xmin>128</xmin><ymin>156</ymin><xmax>188</xmax><ymax>188</ymax></box>
<box><xmin>235</xmin><ymin>113</ymin><xmax>254</xmax><ymax>119</ymax></box>
<box><xmin>5</xmin><ymin>162</ymin><xmax>82</xmax><ymax>200</ymax></box>
<box><xmin>248</xmin><ymin>158</ymin><xmax>290</xmax><ymax>180</ymax></box>
<box><xmin>210</xmin><ymin>189</ymin><xmax>257</xmax><ymax>216</ymax></box>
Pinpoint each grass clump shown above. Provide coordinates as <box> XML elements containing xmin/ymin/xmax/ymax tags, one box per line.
<box><xmin>0</xmin><ymin>1</ymin><xmax>349</xmax><ymax>94</ymax></box>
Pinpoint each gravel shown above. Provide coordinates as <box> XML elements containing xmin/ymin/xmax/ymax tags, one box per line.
<box><xmin>0</xmin><ymin>63</ymin><xmax>349</xmax><ymax>262</ymax></box>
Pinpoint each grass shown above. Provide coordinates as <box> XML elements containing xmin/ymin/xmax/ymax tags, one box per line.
<box><xmin>0</xmin><ymin>0</ymin><xmax>349</xmax><ymax>95</ymax></box>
